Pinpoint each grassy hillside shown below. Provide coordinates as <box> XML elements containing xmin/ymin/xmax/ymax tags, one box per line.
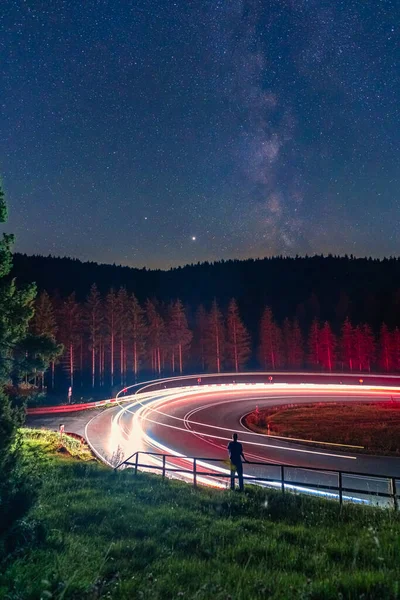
<box><xmin>1</xmin><ymin>430</ymin><xmax>399</xmax><ymax>599</ymax></box>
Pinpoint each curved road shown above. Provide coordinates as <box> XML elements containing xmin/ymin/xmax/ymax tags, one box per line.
<box><xmin>27</xmin><ymin>379</ymin><xmax>400</xmax><ymax>506</ymax></box>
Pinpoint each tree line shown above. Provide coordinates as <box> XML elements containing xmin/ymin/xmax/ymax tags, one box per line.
<box><xmin>13</xmin><ymin>253</ymin><xmax>400</xmax><ymax>335</ymax></box>
<box><xmin>32</xmin><ymin>286</ymin><xmax>400</xmax><ymax>392</ymax></box>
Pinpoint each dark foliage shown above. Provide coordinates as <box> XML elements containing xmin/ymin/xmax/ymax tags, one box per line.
<box><xmin>12</xmin><ymin>253</ymin><xmax>400</xmax><ymax>334</ymax></box>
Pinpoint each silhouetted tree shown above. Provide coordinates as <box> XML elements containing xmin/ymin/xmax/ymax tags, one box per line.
<box><xmin>226</xmin><ymin>299</ymin><xmax>251</xmax><ymax>372</ymax></box>
<box><xmin>307</xmin><ymin>292</ymin><xmax>320</xmax><ymax>321</ymax></box>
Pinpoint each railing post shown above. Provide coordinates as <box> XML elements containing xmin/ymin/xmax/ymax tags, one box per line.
<box><xmin>391</xmin><ymin>478</ymin><xmax>398</xmax><ymax>511</ymax></box>
<box><xmin>281</xmin><ymin>465</ymin><xmax>285</xmax><ymax>494</ymax></box>
<box><xmin>338</xmin><ymin>471</ymin><xmax>343</xmax><ymax>506</ymax></box>
<box><xmin>135</xmin><ymin>452</ymin><xmax>139</xmax><ymax>475</ymax></box>
<box><xmin>162</xmin><ymin>454</ymin><xmax>166</xmax><ymax>479</ymax></box>
<box><xmin>193</xmin><ymin>458</ymin><xmax>197</xmax><ymax>488</ymax></box>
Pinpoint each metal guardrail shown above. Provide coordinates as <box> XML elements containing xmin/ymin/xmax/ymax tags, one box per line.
<box><xmin>116</xmin><ymin>451</ymin><xmax>399</xmax><ymax>510</ymax></box>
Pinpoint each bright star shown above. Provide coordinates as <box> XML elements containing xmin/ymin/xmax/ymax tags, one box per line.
<box><xmin>191</xmin><ymin>236</ymin><xmax>196</xmax><ymax>241</ymax></box>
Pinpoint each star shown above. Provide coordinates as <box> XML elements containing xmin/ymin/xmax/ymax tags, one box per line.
<box><xmin>191</xmin><ymin>236</ymin><xmax>196</xmax><ymax>241</ymax></box>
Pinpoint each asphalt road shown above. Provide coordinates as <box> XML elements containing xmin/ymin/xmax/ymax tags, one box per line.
<box><xmin>26</xmin><ymin>380</ymin><xmax>400</xmax><ymax>506</ymax></box>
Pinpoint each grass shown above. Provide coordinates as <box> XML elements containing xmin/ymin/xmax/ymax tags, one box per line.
<box><xmin>245</xmin><ymin>402</ymin><xmax>400</xmax><ymax>456</ymax></box>
<box><xmin>1</xmin><ymin>430</ymin><xmax>400</xmax><ymax>599</ymax></box>
<box><xmin>21</xmin><ymin>428</ymin><xmax>95</xmax><ymax>461</ymax></box>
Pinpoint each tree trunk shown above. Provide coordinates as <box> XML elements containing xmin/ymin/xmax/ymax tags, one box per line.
<box><xmin>92</xmin><ymin>346</ymin><xmax>95</xmax><ymax>388</ymax></box>
<box><xmin>133</xmin><ymin>340</ymin><xmax>138</xmax><ymax>382</ymax></box>
<box><xmin>70</xmin><ymin>343</ymin><xmax>74</xmax><ymax>388</ymax></box>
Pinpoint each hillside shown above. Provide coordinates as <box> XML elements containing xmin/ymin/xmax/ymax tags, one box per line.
<box><xmin>11</xmin><ymin>253</ymin><xmax>400</xmax><ymax>332</ymax></box>
<box><xmin>1</xmin><ymin>429</ymin><xmax>399</xmax><ymax>599</ymax></box>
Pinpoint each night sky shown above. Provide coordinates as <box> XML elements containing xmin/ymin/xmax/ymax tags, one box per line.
<box><xmin>1</xmin><ymin>1</ymin><xmax>399</xmax><ymax>269</ymax></box>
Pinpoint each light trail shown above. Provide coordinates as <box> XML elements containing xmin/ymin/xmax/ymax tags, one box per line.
<box><xmin>83</xmin><ymin>381</ymin><xmax>400</xmax><ymax>506</ymax></box>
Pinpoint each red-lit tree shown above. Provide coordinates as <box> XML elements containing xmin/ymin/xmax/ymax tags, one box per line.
<box><xmin>167</xmin><ymin>299</ymin><xmax>192</xmax><ymax>374</ymax></box>
<box><xmin>308</xmin><ymin>318</ymin><xmax>321</xmax><ymax>369</ymax></box>
<box><xmin>105</xmin><ymin>289</ymin><xmax>117</xmax><ymax>387</ymax></box>
<box><xmin>205</xmin><ymin>299</ymin><xmax>225</xmax><ymax>373</ymax></box>
<box><xmin>226</xmin><ymin>298</ymin><xmax>251</xmax><ymax>372</ymax></box>
<box><xmin>354</xmin><ymin>324</ymin><xmax>376</xmax><ymax>372</ymax></box>
<box><xmin>362</xmin><ymin>324</ymin><xmax>376</xmax><ymax>372</ymax></box>
<box><xmin>319</xmin><ymin>321</ymin><xmax>336</xmax><ymax>372</ymax></box>
<box><xmin>32</xmin><ymin>290</ymin><xmax>58</xmax><ymax>388</ymax></box>
<box><xmin>258</xmin><ymin>306</ymin><xmax>283</xmax><ymax>370</ymax></box>
<box><xmin>194</xmin><ymin>304</ymin><xmax>207</xmax><ymax>371</ymax></box>
<box><xmin>392</xmin><ymin>327</ymin><xmax>400</xmax><ymax>372</ymax></box>
<box><xmin>116</xmin><ymin>288</ymin><xmax>129</xmax><ymax>385</ymax></box>
<box><xmin>85</xmin><ymin>284</ymin><xmax>102</xmax><ymax>388</ymax></box>
<box><xmin>58</xmin><ymin>293</ymin><xmax>81</xmax><ymax>388</ymax></box>
<box><xmin>282</xmin><ymin>318</ymin><xmax>291</xmax><ymax>368</ymax></box>
<box><xmin>378</xmin><ymin>323</ymin><xmax>393</xmax><ymax>373</ymax></box>
<box><xmin>146</xmin><ymin>299</ymin><xmax>165</xmax><ymax>375</ymax></box>
<box><xmin>286</xmin><ymin>318</ymin><xmax>304</xmax><ymax>368</ymax></box>
<box><xmin>340</xmin><ymin>317</ymin><xmax>355</xmax><ymax>371</ymax></box>
<box><xmin>129</xmin><ymin>293</ymin><xmax>146</xmax><ymax>382</ymax></box>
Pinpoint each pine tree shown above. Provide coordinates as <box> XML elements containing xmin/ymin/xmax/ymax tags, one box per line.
<box><xmin>205</xmin><ymin>299</ymin><xmax>225</xmax><ymax>373</ymax></box>
<box><xmin>32</xmin><ymin>291</ymin><xmax>58</xmax><ymax>387</ymax></box>
<box><xmin>378</xmin><ymin>323</ymin><xmax>393</xmax><ymax>373</ymax></box>
<box><xmin>226</xmin><ymin>299</ymin><xmax>250</xmax><ymax>372</ymax></box>
<box><xmin>285</xmin><ymin>318</ymin><xmax>304</xmax><ymax>368</ymax></box>
<box><xmin>32</xmin><ymin>291</ymin><xmax>57</xmax><ymax>338</ymax></box>
<box><xmin>58</xmin><ymin>293</ymin><xmax>81</xmax><ymax>389</ymax></box>
<box><xmin>116</xmin><ymin>288</ymin><xmax>129</xmax><ymax>385</ymax></box>
<box><xmin>194</xmin><ymin>304</ymin><xmax>207</xmax><ymax>371</ymax></box>
<box><xmin>105</xmin><ymin>289</ymin><xmax>117</xmax><ymax>387</ymax></box>
<box><xmin>319</xmin><ymin>321</ymin><xmax>336</xmax><ymax>371</ymax></box>
<box><xmin>258</xmin><ymin>306</ymin><xmax>283</xmax><ymax>370</ymax></box>
<box><xmin>354</xmin><ymin>324</ymin><xmax>376</xmax><ymax>372</ymax></box>
<box><xmin>85</xmin><ymin>284</ymin><xmax>102</xmax><ymax>388</ymax></box>
<box><xmin>393</xmin><ymin>327</ymin><xmax>400</xmax><ymax>372</ymax></box>
<box><xmin>167</xmin><ymin>299</ymin><xmax>192</xmax><ymax>374</ymax></box>
<box><xmin>363</xmin><ymin>324</ymin><xmax>376</xmax><ymax>372</ymax></box>
<box><xmin>340</xmin><ymin>317</ymin><xmax>355</xmax><ymax>371</ymax></box>
<box><xmin>13</xmin><ymin>333</ymin><xmax>62</xmax><ymax>388</ymax></box>
<box><xmin>0</xmin><ymin>180</ymin><xmax>39</xmax><ymax>548</ymax></box>
<box><xmin>308</xmin><ymin>318</ymin><xmax>321</xmax><ymax>368</ymax></box>
<box><xmin>146</xmin><ymin>299</ymin><xmax>165</xmax><ymax>375</ymax></box>
<box><xmin>129</xmin><ymin>293</ymin><xmax>146</xmax><ymax>382</ymax></box>
<box><xmin>335</xmin><ymin>291</ymin><xmax>350</xmax><ymax>324</ymax></box>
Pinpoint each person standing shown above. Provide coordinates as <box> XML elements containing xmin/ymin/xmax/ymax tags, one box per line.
<box><xmin>227</xmin><ymin>433</ymin><xmax>246</xmax><ymax>491</ymax></box>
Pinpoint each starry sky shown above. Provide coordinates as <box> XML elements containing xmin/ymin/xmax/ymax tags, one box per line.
<box><xmin>1</xmin><ymin>1</ymin><xmax>399</xmax><ymax>269</ymax></box>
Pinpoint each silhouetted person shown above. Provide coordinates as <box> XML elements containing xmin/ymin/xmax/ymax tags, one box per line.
<box><xmin>227</xmin><ymin>433</ymin><xmax>246</xmax><ymax>491</ymax></box>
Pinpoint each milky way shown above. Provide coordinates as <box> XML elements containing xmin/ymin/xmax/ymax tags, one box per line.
<box><xmin>0</xmin><ymin>0</ymin><xmax>399</xmax><ymax>268</ymax></box>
